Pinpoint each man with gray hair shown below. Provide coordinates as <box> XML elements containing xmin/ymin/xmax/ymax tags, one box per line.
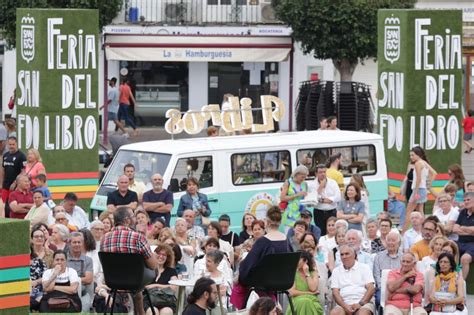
<box><xmin>385</xmin><ymin>252</ymin><xmax>426</xmax><ymax>315</ymax></box>
<box><xmin>402</xmin><ymin>211</ymin><xmax>423</xmax><ymax>251</ymax></box>
<box><xmin>336</xmin><ymin>229</ymin><xmax>374</xmax><ymax>270</ymax></box>
<box><xmin>453</xmin><ymin>191</ymin><xmax>474</xmax><ymax>279</ymax></box>
<box><xmin>143</xmin><ymin>173</ymin><xmax>174</xmax><ymax>226</ymax></box>
<box><xmin>106</xmin><ymin>175</ymin><xmax>138</xmax><ymax>213</ymax></box>
<box><xmin>373</xmin><ymin>231</ymin><xmax>402</xmax><ymax>308</ymax></box>
<box><xmin>8</xmin><ymin>174</ymin><xmax>33</xmax><ymax>219</ymax></box>
<box><xmin>67</xmin><ymin>232</ymin><xmax>94</xmax><ymax>312</ymax></box>
<box><xmin>331</xmin><ymin>244</ymin><xmax>375</xmax><ymax>315</ymax></box>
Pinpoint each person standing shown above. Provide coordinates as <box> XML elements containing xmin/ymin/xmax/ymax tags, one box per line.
<box><xmin>103</xmin><ymin>77</ymin><xmax>127</xmax><ymax>135</ymax></box>
<box><xmin>402</xmin><ymin>146</ymin><xmax>437</xmax><ymax>233</ymax></box>
<box><xmin>453</xmin><ymin>192</ymin><xmax>474</xmax><ymax>280</ymax></box>
<box><xmin>326</xmin><ymin>153</ymin><xmax>344</xmax><ymax>192</ymax></box>
<box><xmin>9</xmin><ymin>174</ymin><xmax>33</xmax><ymax>219</ymax></box>
<box><xmin>327</xmin><ymin>116</ymin><xmax>339</xmax><ymax>130</ymax></box>
<box><xmin>319</xmin><ymin>117</ymin><xmax>328</xmax><ymax>130</ymax></box>
<box><xmin>280</xmin><ymin>165</ymin><xmax>308</xmax><ymax>231</ymax></box>
<box><xmin>142</xmin><ymin>173</ymin><xmax>174</xmax><ymax>226</ymax></box>
<box><xmin>123</xmin><ymin>163</ymin><xmax>147</xmax><ymax>203</ymax></box>
<box><xmin>106</xmin><ymin>175</ymin><xmax>138</xmax><ymax>213</ymax></box>
<box><xmin>1</xmin><ymin>137</ymin><xmax>26</xmax><ymax>205</ymax></box>
<box><xmin>118</xmin><ymin>78</ymin><xmax>138</xmax><ymax>136</ymax></box>
<box><xmin>309</xmin><ymin>164</ymin><xmax>341</xmax><ymax>236</ymax></box>
<box><xmin>462</xmin><ymin>110</ymin><xmax>474</xmax><ymax>153</ymax></box>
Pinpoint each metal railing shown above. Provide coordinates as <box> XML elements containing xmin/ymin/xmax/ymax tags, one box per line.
<box><xmin>124</xmin><ymin>0</ymin><xmax>281</xmax><ymax>25</ymax></box>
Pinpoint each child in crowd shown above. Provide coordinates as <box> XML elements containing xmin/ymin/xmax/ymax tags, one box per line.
<box><xmin>34</xmin><ymin>174</ymin><xmax>55</xmax><ymax>208</ymax></box>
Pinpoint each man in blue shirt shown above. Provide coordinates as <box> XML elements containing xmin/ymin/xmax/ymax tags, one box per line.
<box><xmin>103</xmin><ymin>77</ymin><xmax>127</xmax><ymax>135</ymax></box>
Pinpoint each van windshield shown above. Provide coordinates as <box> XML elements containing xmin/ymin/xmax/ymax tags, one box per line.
<box><xmin>101</xmin><ymin>150</ymin><xmax>171</xmax><ymax>189</ymax></box>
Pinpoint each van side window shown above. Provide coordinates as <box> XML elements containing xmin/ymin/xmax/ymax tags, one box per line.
<box><xmin>232</xmin><ymin>151</ymin><xmax>291</xmax><ymax>185</ymax></box>
<box><xmin>297</xmin><ymin>145</ymin><xmax>376</xmax><ymax>177</ymax></box>
<box><xmin>171</xmin><ymin>156</ymin><xmax>213</xmax><ymax>191</ymax></box>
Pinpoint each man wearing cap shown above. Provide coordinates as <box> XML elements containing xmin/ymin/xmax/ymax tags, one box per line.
<box><xmin>102</xmin><ymin>77</ymin><xmax>127</xmax><ymax>135</ymax></box>
<box><xmin>287</xmin><ymin>209</ymin><xmax>321</xmax><ymax>240</ymax></box>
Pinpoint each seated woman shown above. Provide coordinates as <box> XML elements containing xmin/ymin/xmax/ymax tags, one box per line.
<box><xmin>249</xmin><ymin>296</ymin><xmax>280</xmax><ymax>315</ymax></box>
<box><xmin>230</xmin><ymin>206</ymin><xmax>291</xmax><ymax>310</ymax></box>
<box><xmin>418</xmin><ymin>235</ymin><xmax>448</xmax><ymax>273</ymax></box>
<box><xmin>207</xmin><ymin>221</ymin><xmax>234</xmax><ymax>266</ymax></box>
<box><xmin>205</xmin><ymin>250</ymin><xmax>233</xmax><ymax>306</ymax></box>
<box><xmin>287</xmin><ymin>251</ymin><xmax>323</xmax><ymax>315</ymax></box>
<box><xmin>39</xmin><ymin>250</ymin><xmax>82</xmax><ymax>312</ymax></box>
<box><xmin>144</xmin><ymin>244</ymin><xmax>178</xmax><ymax>315</ymax></box>
<box><xmin>30</xmin><ymin>244</ymin><xmax>47</xmax><ymax>311</ymax></box>
<box><xmin>177</xmin><ymin>177</ymin><xmax>211</xmax><ymax>230</ymax></box>
<box><xmin>239</xmin><ymin>212</ymin><xmax>256</xmax><ymax>243</ymax></box>
<box><xmin>147</xmin><ymin>217</ymin><xmax>166</xmax><ymax>245</ymax></box>
<box><xmin>31</xmin><ymin>226</ymin><xmax>54</xmax><ymax>268</ymax></box>
<box><xmin>428</xmin><ymin>253</ymin><xmax>467</xmax><ymax>315</ymax></box>
<box><xmin>329</xmin><ymin>227</ymin><xmax>347</xmax><ymax>273</ymax></box>
<box><xmin>363</xmin><ymin>218</ymin><xmax>384</xmax><ymax>254</ymax></box>
<box><xmin>299</xmin><ymin>232</ymin><xmax>334</xmax><ymax>272</ymax></box>
<box><xmin>193</xmin><ymin>238</ymin><xmax>233</xmax><ymax>282</ymax></box>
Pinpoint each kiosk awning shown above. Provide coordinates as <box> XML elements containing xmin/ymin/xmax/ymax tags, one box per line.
<box><xmin>105</xmin><ymin>35</ymin><xmax>292</xmax><ymax>62</ymax></box>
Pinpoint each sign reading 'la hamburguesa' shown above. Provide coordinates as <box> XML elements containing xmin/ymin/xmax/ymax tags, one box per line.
<box><xmin>16</xmin><ymin>9</ymin><xmax>99</xmax><ymax>204</ymax></box>
<box><xmin>377</xmin><ymin>9</ymin><xmax>463</xmax><ymax>198</ymax></box>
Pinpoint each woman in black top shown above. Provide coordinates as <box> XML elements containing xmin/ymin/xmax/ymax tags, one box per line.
<box><xmin>239</xmin><ymin>213</ymin><xmax>256</xmax><ymax>243</ymax></box>
<box><xmin>144</xmin><ymin>244</ymin><xmax>178</xmax><ymax>315</ymax></box>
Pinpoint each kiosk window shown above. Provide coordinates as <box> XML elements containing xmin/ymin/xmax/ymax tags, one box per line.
<box><xmin>171</xmin><ymin>156</ymin><xmax>213</xmax><ymax>191</ymax></box>
<box><xmin>231</xmin><ymin>151</ymin><xmax>291</xmax><ymax>185</ymax></box>
<box><xmin>297</xmin><ymin>145</ymin><xmax>376</xmax><ymax>177</ymax></box>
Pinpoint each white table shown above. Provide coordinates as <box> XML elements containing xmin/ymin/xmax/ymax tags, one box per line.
<box><xmin>169</xmin><ymin>278</ymin><xmax>225</xmax><ymax>315</ymax></box>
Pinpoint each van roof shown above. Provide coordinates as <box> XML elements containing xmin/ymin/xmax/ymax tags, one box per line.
<box><xmin>119</xmin><ymin>130</ymin><xmax>382</xmax><ymax>155</ymax></box>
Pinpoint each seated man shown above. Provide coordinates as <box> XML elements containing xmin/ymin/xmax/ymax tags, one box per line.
<box><xmin>335</xmin><ymin>229</ymin><xmax>374</xmax><ymax>270</ymax></box>
<box><xmin>101</xmin><ymin>207</ymin><xmax>157</xmax><ymax>315</ymax></box>
<box><xmin>410</xmin><ymin>219</ymin><xmax>437</xmax><ymax>260</ymax></box>
<box><xmin>67</xmin><ymin>232</ymin><xmax>94</xmax><ymax>312</ymax></box>
<box><xmin>385</xmin><ymin>252</ymin><xmax>426</xmax><ymax>315</ymax></box>
<box><xmin>106</xmin><ymin>175</ymin><xmax>138</xmax><ymax>213</ymax></box>
<box><xmin>453</xmin><ymin>191</ymin><xmax>474</xmax><ymax>280</ymax></box>
<box><xmin>373</xmin><ymin>231</ymin><xmax>402</xmax><ymax>307</ymax></box>
<box><xmin>331</xmin><ymin>244</ymin><xmax>375</xmax><ymax>315</ymax></box>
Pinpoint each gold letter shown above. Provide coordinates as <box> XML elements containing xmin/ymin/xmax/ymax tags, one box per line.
<box><xmin>164</xmin><ymin>109</ymin><xmax>184</xmax><ymax>134</ymax></box>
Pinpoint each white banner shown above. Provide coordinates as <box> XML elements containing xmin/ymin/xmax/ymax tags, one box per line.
<box><xmin>105</xmin><ymin>46</ymin><xmax>291</xmax><ymax>62</ymax></box>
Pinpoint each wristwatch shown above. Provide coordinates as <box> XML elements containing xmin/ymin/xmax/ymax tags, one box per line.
<box><xmin>358</xmin><ymin>300</ymin><xmax>366</xmax><ymax>306</ymax></box>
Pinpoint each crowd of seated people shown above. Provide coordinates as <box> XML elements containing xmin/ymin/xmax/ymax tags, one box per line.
<box><xmin>0</xmin><ymin>151</ymin><xmax>472</xmax><ymax>314</ymax></box>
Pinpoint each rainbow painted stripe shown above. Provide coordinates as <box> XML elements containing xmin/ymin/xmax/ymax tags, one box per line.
<box><xmin>388</xmin><ymin>172</ymin><xmax>450</xmax><ymax>200</ymax></box>
<box><xmin>0</xmin><ymin>254</ymin><xmax>30</xmax><ymax>310</ymax></box>
<box><xmin>47</xmin><ymin>171</ymin><xmax>99</xmax><ymax>200</ymax></box>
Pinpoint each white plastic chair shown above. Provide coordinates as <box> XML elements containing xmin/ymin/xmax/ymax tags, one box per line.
<box><xmin>380</xmin><ymin>269</ymin><xmax>390</xmax><ymax>309</ymax></box>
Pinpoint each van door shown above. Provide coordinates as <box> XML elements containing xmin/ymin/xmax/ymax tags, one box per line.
<box><xmin>169</xmin><ymin>154</ymin><xmax>220</xmax><ymax>218</ymax></box>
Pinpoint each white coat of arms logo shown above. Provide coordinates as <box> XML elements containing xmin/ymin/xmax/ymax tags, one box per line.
<box><xmin>384</xmin><ymin>15</ymin><xmax>400</xmax><ymax>64</ymax></box>
<box><xmin>21</xmin><ymin>14</ymin><xmax>35</xmax><ymax>63</ymax></box>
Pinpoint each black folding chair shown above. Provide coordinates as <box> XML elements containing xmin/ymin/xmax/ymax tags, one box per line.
<box><xmin>99</xmin><ymin>252</ymin><xmax>156</xmax><ymax>315</ymax></box>
<box><xmin>243</xmin><ymin>252</ymin><xmax>301</xmax><ymax>315</ymax></box>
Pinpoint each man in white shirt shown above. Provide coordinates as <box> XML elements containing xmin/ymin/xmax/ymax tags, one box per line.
<box><xmin>309</xmin><ymin>164</ymin><xmax>341</xmax><ymax>235</ymax></box>
<box><xmin>331</xmin><ymin>244</ymin><xmax>375</xmax><ymax>315</ymax></box>
<box><xmin>402</xmin><ymin>211</ymin><xmax>423</xmax><ymax>252</ymax></box>
<box><xmin>62</xmin><ymin>192</ymin><xmax>90</xmax><ymax>229</ymax></box>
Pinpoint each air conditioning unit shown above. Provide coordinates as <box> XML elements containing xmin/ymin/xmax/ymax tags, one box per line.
<box><xmin>137</xmin><ymin>0</ymin><xmax>194</xmax><ymax>23</ymax></box>
<box><xmin>203</xmin><ymin>0</ymin><xmax>260</xmax><ymax>24</ymax></box>
<box><xmin>260</xmin><ymin>1</ymin><xmax>278</xmax><ymax>23</ymax></box>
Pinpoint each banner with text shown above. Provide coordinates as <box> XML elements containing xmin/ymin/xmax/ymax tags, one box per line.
<box><xmin>16</xmin><ymin>9</ymin><xmax>99</xmax><ymax>203</ymax></box>
<box><xmin>377</xmin><ymin>9</ymin><xmax>463</xmax><ymax>198</ymax></box>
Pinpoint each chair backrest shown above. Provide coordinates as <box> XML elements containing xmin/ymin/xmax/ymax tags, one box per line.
<box><xmin>380</xmin><ymin>269</ymin><xmax>390</xmax><ymax>308</ymax></box>
<box><xmin>245</xmin><ymin>252</ymin><xmax>301</xmax><ymax>291</ymax></box>
<box><xmin>99</xmin><ymin>252</ymin><xmax>146</xmax><ymax>291</ymax></box>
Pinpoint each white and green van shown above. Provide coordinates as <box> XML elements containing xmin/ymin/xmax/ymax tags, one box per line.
<box><xmin>91</xmin><ymin>130</ymin><xmax>388</xmax><ymax>230</ymax></box>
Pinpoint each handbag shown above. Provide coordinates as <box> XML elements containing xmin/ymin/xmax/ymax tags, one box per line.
<box><xmin>47</xmin><ymin>297</ymin><xmax>71</xmax><ymax>310</ymax></box>
<box><xmin>278</xmin><ymin>180</ymin><xmax>290</xmax><ymax>211</ymax></box>
<box><xmin>148</xmin><ymin>287</ymin><xmax>177</xmax><ymax>309</ymax></box>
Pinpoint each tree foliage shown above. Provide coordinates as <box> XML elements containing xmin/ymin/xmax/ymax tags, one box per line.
<box><xmin>0</xmin><ymin>0</ymin><xmax>123</xmax><ymax>48</ymax></box>
<box><xmin>274</xmin><ymin>0</ymin><xmax>416</xmax><ymax>80</ymax></box>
